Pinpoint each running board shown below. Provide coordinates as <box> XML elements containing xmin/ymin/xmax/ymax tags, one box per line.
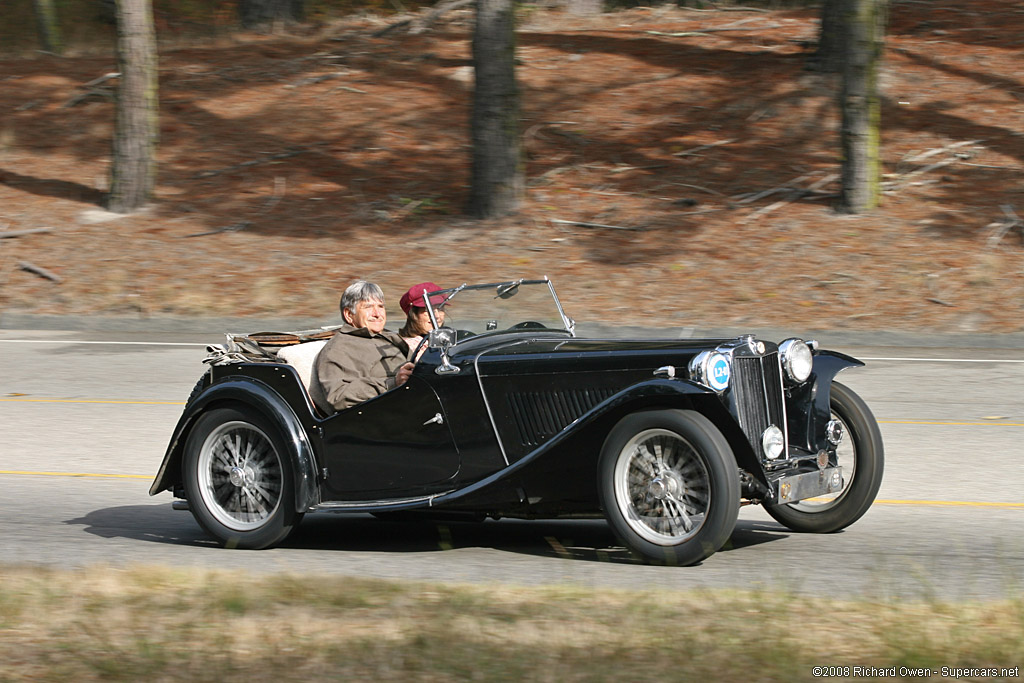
<box><xmin>312</xmin><ymin>490</ymin><xmax>456</xmax><ymax>512</ymax></box>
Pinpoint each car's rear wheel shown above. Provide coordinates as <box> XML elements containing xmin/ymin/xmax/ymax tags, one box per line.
<box><xmin>183</xmin><ymin>406</ymin><xmax>302</xmax><ymax>549</ymax></box>
<box><xmin>765</xmin><ymin>381</ymin><xmax>884</xmax><ymax>533</ymax></box>
<box><xmin>599</xmin><ymin>409</ymin><xmax>740</xmax><ymax>566</ymax></box>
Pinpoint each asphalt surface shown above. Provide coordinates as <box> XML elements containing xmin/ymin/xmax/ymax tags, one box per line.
<box><xmin>2</xmin><ymin>315</ymin><xmax>1022</xmax><ymax>599</ymax></box>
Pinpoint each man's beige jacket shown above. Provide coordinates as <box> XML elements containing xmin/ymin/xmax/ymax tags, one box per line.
<box><xmin>312</xmin><ymin>324</ymin><xmax>411</xmax><ymax>414</ymax></box>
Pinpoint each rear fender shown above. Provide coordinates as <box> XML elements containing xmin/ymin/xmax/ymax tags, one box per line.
<box><xmin>149</xmin><ymin>376</ymin><xmax>320</xmax><ymax>512</ymax></box>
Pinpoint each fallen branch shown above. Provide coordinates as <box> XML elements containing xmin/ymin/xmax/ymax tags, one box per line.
<box><xmin>986</xmin><ymin>205</ymin><xmax>1023</xmax><ymax>248</ymax></box>
<box><xmin>732</xmin><ymin>171</ymin><xmax>821</xmax><ymax>204</ymax></box>
<box><xmin>372</xmin><ymin>0</ymin><xmax>473</xmax><ymax>37</ymax></box>
<box><xmin>678</xmin><ymin>5</ymin><xmax>768</xmax><ymax>11</ymax></box>
<box><xmin>285</xmin><ymin>72</ymin><xmax>345</xmax><ymax>88</ymax></box>
<box><xmin>672</xmin><ymin>138</ymin><xmax>737</xmax><ymax>157</ymax></box>
<box><xmin>900</xmin><ymin>158</ymin><xmax>955</xmax><ymax>180</ymax></box>
<box><xmin>902</xmin><ymin>140</ymin><xmax>982</xmax><ymax>164</ymax></box>
<box><xmin>550</xmin><ymin>219</ymin><xmax>645</xmax><ymax>231</ymax></box>
<box><xmin>647</xmin><ymin>24</ymin><xmax>781</xmax><ymax>37</ymax></box>
<box><xmin>410</xmin><ymin>0</ymin><xmax>473</xmax><ymax>34</ymax></box>
<box><xmin>184</xmin><ymin>221</ymin><xmax>251</xmax><ymax>238</ymax></box>
<box><xmin>61</xmin><ymin>72</ymin><xmax>120</xmax><ymax>108</ymax></box>
<box><xmin>738</xmin><ymin>173</ymin><xmax>839</xmax><ymax>223</ymax></box>
<box><xmin>0</xmin><ymin>227</ymin><xmax>53</xmax><ymax>239</ymax></box>
<box><xmin>193</xmin><ymin>145</ymin><xmax>325</xmax><ymax>179</ymax></box>
<box><xmin>82</xmin><ymin>72</ymin><xmax>121</xmax><ymax>89</ymax></box>
<box><xmin>18</xmin><ymin>261</ymin><xmax>62</xmax><ymax>283</ymax></box>
<box><xmin>608</xmin><ymin>164</ymin><xmax>669</xmax><ymax>174</ymax></box>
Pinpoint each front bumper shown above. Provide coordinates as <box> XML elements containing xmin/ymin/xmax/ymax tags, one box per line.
<box><xmin>775</xmin><ymin>466</ymin><xmax>844</xmax><ymax>504</ymax></box>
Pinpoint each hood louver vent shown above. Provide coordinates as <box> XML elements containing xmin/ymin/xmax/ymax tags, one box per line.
<box><xmin>508</xmin><ymin>388</ymin><xmax>617</xmax><ymax>447</ymax></box>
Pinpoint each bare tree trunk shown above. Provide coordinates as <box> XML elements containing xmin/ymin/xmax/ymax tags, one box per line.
<box><xmin>32</xmin><ymin>0</ymin><xmax>62</xmax><ymax>54</ymax></box>
<box><xmin>838</xmin><ymin>0</ymin><xmax>887</xmax><ymax>213</ymax></box>
<box><xmin>107</xmin><ymin>0</ymin><xmax>158</xmax><ymax>214</ymax></box>
<box><xmin>239</xmin><ymin>0</ymin><xmax>304</xmax><ymax>30</ymax></box>
<box><xmin>809</xmin><ymin>0</ymin><xmax>843</xmax><ymax>72</ymax></box>
<box><xmin>468</xmin><ymin>0</ymin><xmax>523</xmax><ymax>218</ymax></box>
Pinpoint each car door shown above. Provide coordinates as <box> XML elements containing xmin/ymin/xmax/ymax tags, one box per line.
<box><xmin>319</xmin><ymin>375</ymin><xmax>460</xmax><ymax>501</ymax></box>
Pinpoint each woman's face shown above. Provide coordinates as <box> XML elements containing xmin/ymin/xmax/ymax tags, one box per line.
<box><xmin>408</xmin><ymin>305</ymin><xmax>444</xmax><ymax>335</ymax></box>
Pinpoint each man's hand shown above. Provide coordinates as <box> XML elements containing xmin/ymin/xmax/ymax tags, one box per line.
<box><xmin>396</xmin><ymin>362</ymin><xmax>415</xmax><ymax>386</ymax></box>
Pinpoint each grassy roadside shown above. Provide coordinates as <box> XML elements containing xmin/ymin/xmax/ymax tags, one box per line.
<box><xmin>1</xmin><ymin>565</ymin><xmax>1021</xmax><ymax>681</ymax></box>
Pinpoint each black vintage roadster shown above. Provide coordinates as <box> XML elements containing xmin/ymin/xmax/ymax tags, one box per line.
<box><xmin>150</xmin><ymin>278</ymin><xmax>884</xmax><ymax>565</ymax></box>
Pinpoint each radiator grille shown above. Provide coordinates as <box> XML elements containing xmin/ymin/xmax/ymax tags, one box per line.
<box><xmin>732</xmin><ymin>352</ymin><xmax>786</xmax><ymax>458</ymax></box>
<box><xmin>508</xmin><ymin>388</ymin><xmax>617</xmax><ymax>447</ymax></box>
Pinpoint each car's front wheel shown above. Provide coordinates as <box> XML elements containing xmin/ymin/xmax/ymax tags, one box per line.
<box><xmin>599</xmin><ymin>409</ymin><xmax>740</xmax><ymax>566</ymax></box>
<box><xmin>183</xmin><ymin>405</ymin><xmax>302</xmax><ymax>549</ymax></box>
<box><xmin>765</xmin><ymin>381</ymin><xmax>884</xmax><ymax>533</ymax></box>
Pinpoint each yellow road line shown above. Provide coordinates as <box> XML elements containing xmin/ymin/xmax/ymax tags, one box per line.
<box><xmin>0</xmin><ymin>470</ymin><xmax>150</xmax><ymax>479</ymax></box>
<box><xmin>874</xmin><ymin>499</ymin><xmax>1024</xmax><ymax>509</ymax></box>
<box><xmin>1</xmin><ymin>398</ymin><xmax>185</xmax><ymax>405</ymax></box>
<box><xmin>879</xmin><ymin>420</ymin><xmax>1024</xmax><ymax>426</ymax></box>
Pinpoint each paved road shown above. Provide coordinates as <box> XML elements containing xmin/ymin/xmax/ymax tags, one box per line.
<box><xmin>2</xmin><ymin>328</ymin><xmax>1022</xmax><ymax>599</ymax></box>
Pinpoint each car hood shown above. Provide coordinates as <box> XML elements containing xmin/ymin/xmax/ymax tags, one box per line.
<box><xmin>465</xmin><ymin>336</ymin><xmax>737</xmax><ymax>376</ymax></box>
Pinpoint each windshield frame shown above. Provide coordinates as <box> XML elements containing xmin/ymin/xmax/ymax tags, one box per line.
<box><xmin>423</xmin><ymin>277</ymin><xmax>575</xmax><ymax>342</ymax></box>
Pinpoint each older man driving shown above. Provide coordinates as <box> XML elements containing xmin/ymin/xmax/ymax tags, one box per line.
<box><xmin>313</xmin><ymin>281</ymin><xmax>414</xmax><ymax>414</ymax></box>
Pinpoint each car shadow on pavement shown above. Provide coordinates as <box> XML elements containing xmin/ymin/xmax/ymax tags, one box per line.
<box><xmin>67</xmin><ymin>503</ymin><xmax>794</xmax><ymax>564</ymax></box>
<box><xmin>65</xmin><ymin>504</ymin><xmax>221</xmax><ymax>548</ymax></box>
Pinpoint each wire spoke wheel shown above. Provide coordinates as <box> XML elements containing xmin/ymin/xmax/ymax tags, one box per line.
<box><xmin>199</xmin><ymin>421</ymin><xmax>283</xmax><ymax>530</ymax></box>
<box><xmin>614</xmin><ymin>429</ymin><xmax>711</xmax><ymax>545</ymax></box>
<box><xmin>765</xmin><ymin>381</ymin><xmax>884</xmax><ymax>534</ymax></box>
<box><xmin>183</xmin><ymin>406</ymin><xmax>301</xmax><ymax>549</ymax></box>
<box><xmin>789</xmin><ymin>408</ymin><xmax>856</xmax><ymax>512</ymax></box>
<box><xmin>600</xmin><ymin>410</ymin><xmax>739</xmax><ymax>566</ymax></box>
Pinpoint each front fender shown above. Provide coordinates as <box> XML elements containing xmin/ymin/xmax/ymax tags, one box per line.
<box><xmin>787</xmin><ymin>350</ymin><xmax>865</xmax><ymax>453</ymax></box>
<box><xmin>149</xmin><ymin>375</ymin><xmax>320</xmax><ymax>512</ymax></box>
<box><xmin>434</xmin><ymin>378</ymin><xmax>757</xmax><ymax>510</ymax></box>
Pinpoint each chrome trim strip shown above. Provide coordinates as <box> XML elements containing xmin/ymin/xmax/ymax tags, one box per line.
<box><xmin>312</xmin><ymin>491</ymin><xmax>454</xmax><ymax>510</ymax></box>
<box><xmin>774</xmin><ymin>348</ymin><xmax>790</xmax><ymax>459</ymax></box>
<box><xmin>473</xmin><ymin>340</ymin><xmax>534</xmax><ymax>467</ymax></box>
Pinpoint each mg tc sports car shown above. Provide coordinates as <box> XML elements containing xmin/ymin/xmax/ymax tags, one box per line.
<box><xmin>150</xmin><ymin>278</ymin><xmax>884</xmax><ymax>565</ymax></box>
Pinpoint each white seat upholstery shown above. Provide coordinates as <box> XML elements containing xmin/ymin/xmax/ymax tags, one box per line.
<box><xmin>276</xmin><ymin>339</ymin><xmax>328</xmax><ymax>410</ymax></box>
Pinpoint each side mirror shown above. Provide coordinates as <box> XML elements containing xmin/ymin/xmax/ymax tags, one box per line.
<box><xmin>428</xmin><ymin>327</ymin><xmax>456</xmax><ymax>351</ymax></box>
<box><xmin>429</xmin><ymin>327</ymin><xmax>460</xmax><ymax>375</ymax></box>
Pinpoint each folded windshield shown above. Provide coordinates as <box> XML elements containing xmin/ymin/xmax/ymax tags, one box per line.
<box><xmin>425</xmin><ymin>279</ymin><xmax>574</xmax><ymax>338</ymax></box>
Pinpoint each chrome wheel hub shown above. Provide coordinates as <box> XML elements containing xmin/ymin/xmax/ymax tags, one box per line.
<box><xmin>649</xmin><ymin>473</ymin><xmax>683</xmax><ymax>501</ymax></box>
<box><xmin>229</xmin><ymin>465</ymin><xmax>256</xmax><ymax>489</ymax></box>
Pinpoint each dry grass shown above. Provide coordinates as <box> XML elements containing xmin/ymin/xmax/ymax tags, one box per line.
<box><xmin>1</xmin><ymin>564</ymin><xmax>1022</xmax><ymax>681</ymax></box>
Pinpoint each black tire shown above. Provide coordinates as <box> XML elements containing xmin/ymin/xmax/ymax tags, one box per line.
<box><xmin>183</xmin><ymin>405</ymin><xmax>303</xmax><ymax>549</ymax></box>
<box><xmin>598</xmin><ymin>409</ymin><xmax>740</xmax><ymax>566</ymax></box>
<box><xmin>765</xmin><ymin>381</ymin><xmax>884</xmax><ymax>533</ymax></box>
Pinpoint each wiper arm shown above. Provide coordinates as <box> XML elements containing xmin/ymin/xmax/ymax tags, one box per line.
<box><xmin>439</xmin><ymin>283</ymin><xmax>467</xmax><ymax>307</ymax></box>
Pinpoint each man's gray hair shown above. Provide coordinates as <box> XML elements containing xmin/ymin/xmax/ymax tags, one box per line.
<box><xmin>340</xmin><ymin>280</ymin><xmax>384</xmax><ymax>317</ymax></box>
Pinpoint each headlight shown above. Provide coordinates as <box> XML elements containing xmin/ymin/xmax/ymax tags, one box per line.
<box><xmin>762</xmin><ymin>425</ymin><xmax>785</xmax><ymax>460</ymax></box>
<box><xmin>779</xmin><ymin>338</ymin><xmax>813</xmax><ymax>383</ymax></box>
<box><xmin>688</xmin><ymin>351</ymin><xmax>731</xmax><ymax>392</ymax></box>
